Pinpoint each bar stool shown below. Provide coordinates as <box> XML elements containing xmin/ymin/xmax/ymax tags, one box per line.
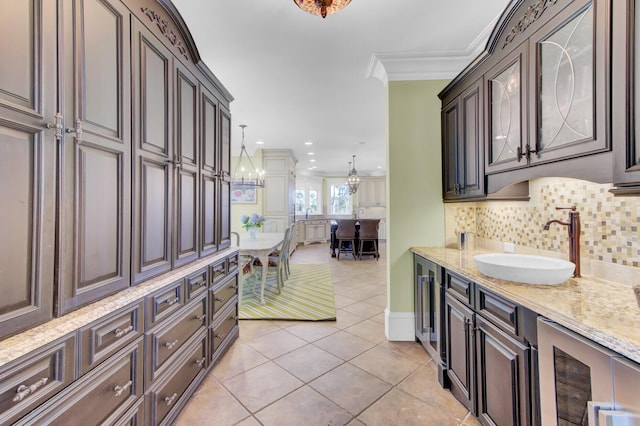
<box><xmin>358</xmin><ymin>219</ymin><xmax>380</xmax><ymax>260</ymax></box>
<box><xmin>335</xmin><ymin>219</ymin><xmax>358</xmax><ymax>260</ymax></box>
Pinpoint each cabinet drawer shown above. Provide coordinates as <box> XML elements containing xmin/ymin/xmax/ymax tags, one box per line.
<box><xmin>145</xmin><ymin>280</ymin><xmax>184</xmax><ymax>330</ymax></box>
<box><xmin>145</xmin><ymin>331</ymin><xmax>208</xmax><ymax>426</ymax></box>
<box><xmin>78</xmin><ymin>301</ymin><xmax>144</xmax><ymax>376</ymax></box>
<box><xmin>209</xmin><ymin>274</ymin><xmax>238</xmax><ymax>320</ymax></box>
<box><xmin>476</xmin><ymin>287</ymin><xmax>518</xmax><ymax>336</ymax></box>
<box><xmin>146</xmin><ymin>295</ymin><xmax>207</xmax><ymax>385</ymax></box>
<box><xmin>16</xmin><ymin>338</ymin><xmax>144</xmax><ymax>426</ymax></box>
<box><xmin>112</xmin><ymin>395</ymin><xmax>144</xmax><ymax>426</ymax></box>
<box><xmin>446</xmin><ymin>271</ymin><xmax>474</xmax><ymax>307</ymax></box>
<box><xmin>209</xmin><ymin>259</ymin><xmax>227</xmax><ymax>285</ymax></box>
<box><xmin>0</xmin><ymin>334</ymin><xmax>75</xmax><ymax>425</ymax></box>
<box><xmin>185</xmin><ymin>268</ymin><xmax>208</xmax><ymax>303</ymax></box>
<box><xmin>210</xmin><ymin>302</ymin><xmax>238</xmax><ymax>356</ymax></box>
<box><xmin>227</xmin><ymin>254</ymin><xmax>239</xmax><ymax>274</ymax></box>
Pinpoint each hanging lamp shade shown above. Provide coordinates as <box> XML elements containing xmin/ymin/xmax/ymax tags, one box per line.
<box><xmin>232</xmin><ymin>125</ymin><xmax>264</xmax><ymax>188</ymax></box>
<box><xmin>293</xmin><ymin>0</ymin><xmax>352</xmax><ymax>19</ymax></box>
<box><xmin>346</xmin><ymin>155</ymin><xmax>360</xmax><ymax>195</ymax></box>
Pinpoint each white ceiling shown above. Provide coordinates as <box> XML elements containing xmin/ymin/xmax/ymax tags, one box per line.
<box><xmin>171</xmin><ymin>0</ymin><xmax>510</xmax><ymax>177</ymax></box>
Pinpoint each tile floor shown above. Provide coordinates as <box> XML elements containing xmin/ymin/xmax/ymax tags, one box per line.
<box><xmin>175</xmin><ymin>243</ymin><xmax>479</xmax><ymax>426</ymax></box>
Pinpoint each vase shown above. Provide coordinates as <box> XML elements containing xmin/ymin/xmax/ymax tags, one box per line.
<box><xmin>248</xmin><ymin>227</ymin><xmax>257</xmax><ymax>240</ymax></box>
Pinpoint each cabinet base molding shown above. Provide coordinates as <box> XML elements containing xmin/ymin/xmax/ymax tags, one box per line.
<box><xmin>384</xmin><ymin>309</ymin><xmax>415</xmax><ymax>341</ymax></box>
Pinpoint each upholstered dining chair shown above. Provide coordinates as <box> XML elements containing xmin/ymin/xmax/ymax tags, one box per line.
<box><xmin>357</xmin><ymin>219</ymin><xmax>380</xmax><ymax>260</ymax></box>
<box><xmin>335</xmin><ymin>219</ymin><xmax>358</xmax><ymax>260</ymax></box>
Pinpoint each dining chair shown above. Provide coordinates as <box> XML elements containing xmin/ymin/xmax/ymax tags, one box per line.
<box><xmin>335</xmin><ymin>219</ymin><xmax>358</xmax><ymax>260</ymax></box>
<box><xmin>357</xmin><ymin>219</ymin><xmax>380</xmax><ymax>260</ymax></box>
<box><xmin>254</xmin><ymin>226</ymin><xmax>291</xmax><ymax>294</ymax></box>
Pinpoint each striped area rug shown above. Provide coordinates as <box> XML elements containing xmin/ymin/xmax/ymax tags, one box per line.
<box><xmin>239</xmin><ymin>264</ymin><xmax>336</xmax><ymax>321</ymax></box>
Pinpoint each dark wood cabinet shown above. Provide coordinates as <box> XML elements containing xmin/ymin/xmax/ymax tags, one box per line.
<box><xmin>476</xmin><ymin>315</ymin><xmax>531</xmax><ymax>426</ymax></box>
<box><xmin>611</xmin><ymin>0</ymin><xmax>640</xmax><ymax>193</ymax></box>
<box><xmin>0</xmin><ymin>0</ymin><xmax>57</xmax><ymax>337</ymax></box>
<box><xmin>200</xmin><ymin>87</ymin><xmax>220</xmax><ymax>256</ymax></box>
<box><xmin>442</xmin><ymin>78</ymin><xmax>485</xmax><ymax>200</ymax></box>
<box><xmin>445</xmin><ymin>292</ymin><xmax>476</xmax><ymax>413</ymax></box>
<box><xmin>218</xmin><ymin>108</ymin><xmax>232</xmax><ymax>250</ymax></box>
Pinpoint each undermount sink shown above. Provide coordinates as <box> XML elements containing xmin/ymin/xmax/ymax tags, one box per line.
<box><xmin>473</xmin><ymin>253</ymin><xmax>575</xmax><ymax>285</ymax></box>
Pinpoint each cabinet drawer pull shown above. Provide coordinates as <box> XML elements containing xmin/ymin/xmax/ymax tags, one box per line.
<box><xmin>164</xmin><ymin>392</ymin><xmax>178</xmax><ymax>406</ymax></box>
<box><xmin>231</xmin><ymin>316</ymin><xmax>238</xmax><ymax>322</ymax></box>
<box><xmin>195</xmin><ymin>314</ymin><xmax>206</xmax><ymax>322</ymax></box>
<box><xmin>113</xmin><ymin>380</ymin><xmax>133</xmax><ymax>397</ymax></box>
<box><xmin>12</xmin><ymin>378</ymin><xmax>48</xmax><ymax>402</ymax></box>
<box><xmin>114</xmin><ymin>325</ymin><xmax>134</xmax><ymax>338</ymax></box>
<box><xmin>214</xmin><ymin>333</ymin><xmax>226</xmax><ymax>340</ymax></box>
<box><xmin>193</xmin><ymin>279</ymin><xmax>206</xmax><ymax>288</ymax></box>
<box><xmin>215</xmin><ymin>296</ymin><xmax>226</xmax><ymax>303</ymax></box>
<box><xmin>195</xmin><ymin>357</ymin><xmax>206</xmax><ymax>368</ymax></box>
<box><xmin>165</xmin><ymin>339</ymin><xmax>179</xmax><ymax>350</ymax></box>
<box><xmin>165</xmin><ymin>297</ymin><xmax>179</xmax><ymax>306</ymax></box>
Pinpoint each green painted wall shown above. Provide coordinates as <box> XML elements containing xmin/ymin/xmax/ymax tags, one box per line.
<box><xmin>387</xmin><ymin>80</ymin><xmax>448</xmax><ymax>313</ymax></box>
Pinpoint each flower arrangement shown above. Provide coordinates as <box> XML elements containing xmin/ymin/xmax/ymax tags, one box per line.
<box><xmin>240</xmin><ymin>213</ymin><xmax>265</xmax><ymax>230</ymax></box>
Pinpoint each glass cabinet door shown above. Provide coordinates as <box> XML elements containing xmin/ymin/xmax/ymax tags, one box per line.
<box><xmin>539</xmin><ymin>5</ymin><xmax>593</xmax><ymax>151</ymax></box>
<box><xmin>486</xmin><ymin>43</ymin><xmax>527</xmax><ymax>174</ymax></box>
<box><xmin>532</xmin><ymin>0</ymin><xmax>609</xmax><ymax>165</ymax></box>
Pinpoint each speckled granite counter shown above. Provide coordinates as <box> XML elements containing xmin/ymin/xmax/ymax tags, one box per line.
<box><xmin>411</xmin><ymin>247</ymin><xmax>640</xmax><ymax>364</ymax></box>
<box><xmin>0</xmin><ymin>248</ymin><xmax>237</xmax><ymax>369</ymax></box>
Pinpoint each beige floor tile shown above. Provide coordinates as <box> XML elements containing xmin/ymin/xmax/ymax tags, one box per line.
<box><xmin>284</xmin><ymin>321</ymin><xmax>339</xmax><ymax>342</ymax></box>
<box><xmin>350</xmin><ymin>345</ymin><xmax>423</xmax><ymax>385</ymax></box>
<box><xmin>363</xmin><ymin>294</ymin><xmax>387</xmax><ymax>307</ymax></box>
<box><xmin>377</xmin><ymin>340</ymin><xmax>432</xmax><ymax>365</ymax></box>
<box><xmin>334</xmin><ymin>294</ymin><xmax>360</xmax><ymax>309</ymax></box>
<box><xmin>341</xmin><ymin>301</ymin><xmax>384</xmax><ymax>319</ymax></box>
<box><xmin>174</xmin><ymin>375</ymin><xmax>250</xmax><ymax>426</ymax></box>
<box><xmin>239</xmin><ymin>320</ymin><xmax>282</xmax><ymax>341</ymax></box>
<box><xmin>462</xmin><ymin>412</ymin><xmax>483</xmax><ymax>425</ymax></box>
<box><xmin>345</xmin><ymin>319</ymin><xmax>387</xmax><ymax>344</ymax></box>
<box><xmin>274</xmin><ymin>344</ymin><xmax>343</xmax><ymax>382</ymax></box>
<box><xmin>222</xmin><ymin>361</ymin><xmax>303</xmax><ymax>412</ymax></box>
<box><xmin>358</xmin><ymin>389</ymin><xmax>459</xmax><ymax>426</ymax></box>
<box><xmin>314</xmin><ymin>330</ymin><xmax>376</xmax><ymax>360</ymax></box>
<box><xmin>369</xmin><ymin>312</ymin><xmax>386</xmax><ymax>324</ymax></box>
<box><xmin>397</xmin><ymin>362</ymin><xmax>469</xmax><ymax>421</ymax></box>
<box><xmin>310</xmin><ymin>363</ymin><xmax>392</xmax><ymax>416</ymax></box>
<box><xmin>334</xmin><ymin>309</ymin><xmax>367</xmax><ymax>329</ymax></box>
<box><xmin>347</xmin><ymin>419</ymin><xmax>367</xmax><ymax>426</ymax></box>
<box><xmin>255</xmin><ymin>385</ymin><xmax>353</xmax><ymax>426</ymax></box>
<box><xmin>235</xmin><ymin>416</ymin><xmax>262</xmax><ymax>426</ymax></box>
<box><xmin>246</xmin><ymin>329</ymin><xmax>307</xmax><ymax>359</ymax></box>
<box><xmin>211</xmin><ymin>341</ymin><xmax>269</xmax><ymax>382</ymax></box>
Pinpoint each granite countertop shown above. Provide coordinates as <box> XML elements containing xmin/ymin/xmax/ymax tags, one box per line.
<box><xmin>411</xmin><ymin>247</ymin><xmax>640</xmax><ymax>364</ymax></box>
<box><xmin>0</xmin><ymin>248</ymin><xmax>238</xmax><ymax>369</ymax></box>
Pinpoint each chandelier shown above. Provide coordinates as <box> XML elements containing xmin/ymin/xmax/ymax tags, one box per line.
<box><xmin>293</xmin><ymin>0</ymin><xmax>352</xmax><ymax>19</ymax></box>
<box><xmin>346</xmin><ymin>155</ymin><xmax>360</xmax><ymax>195</ymax></box>
<box><xmin>232</xmin><ymin>125</ymin><xmax>264</xmax><ymax>188</ymax></box>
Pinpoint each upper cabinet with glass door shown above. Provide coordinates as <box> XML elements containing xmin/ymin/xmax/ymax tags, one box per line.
<box><xmin>529</xmin><ymin>0</ymin><xmax>609</xmax><ymax>165</ymax></box>
<box><xmin>611</xmin><ymin>0</ymin><xmax>640</xmax><ymax>192</ymax></box>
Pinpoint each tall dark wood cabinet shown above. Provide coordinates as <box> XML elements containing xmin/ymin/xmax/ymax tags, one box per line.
<box><xmin>218</xmin><ymin>108</ymin><xmax>232</xmax><ymax>250</ymax></box>
<box><xmin>132</xmin><ymin>20</ymin><xmax>174</xmax><ymax>284</ymax></box>
<box><xmin>200</xmin><ymin>87</ymin><xmax>219</xmax><ymax>257</ymax></box>
<box><xmin>57</xmin><ymin>0</ymin><xmax>132</xmax><ymax>314</ymax></box>
<box><xmin>0</xmin><ymin>0</ymin><xmax>57</xmax><ymax>335</ymax></box>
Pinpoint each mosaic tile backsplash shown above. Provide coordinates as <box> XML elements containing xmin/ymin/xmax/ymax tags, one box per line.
<box><xmin>445</xmin><ymin>178</ymin><xmax>640</xmax><ymax>270</ymax></box>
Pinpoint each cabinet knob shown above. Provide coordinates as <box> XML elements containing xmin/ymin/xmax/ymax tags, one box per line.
<box><xmin>165</xmin><ymin>296</ymin><xmax>179</xmax><ymax>306</ymax></box>
<box><xmin>165</xmin><ymin>339</ymin><xmax>179</xmax><ymax>350</ymax></box>
<box><xmin>195</xmin><ymin>357</ymin><xmax>206</xmax><ymax>368</ymax></box>
<box><xmin>215</xmin><ymin>296</ymin><xmax>226</xmax><ymax>303</ymax></box>
<box><xmin>195</xmin><ymin>314</ymin><xmax>206</xmax><ymax>322</ymax></box>
<box><xmin>65</xmin><ymin>119</ymin><xmax>83</xmax><ymax>144</ymax></box>
<box><xmin>164</xmin><ymin>392</ymin><xmax>178</xmax><ymax>406</ymax></box>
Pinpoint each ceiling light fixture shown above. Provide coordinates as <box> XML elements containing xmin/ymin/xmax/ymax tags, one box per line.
<box><xmin>293</xmin><ymin>0</ymin><xmax>352</xmax><ymax>19</ymax></box>
<box><xmin>346</xmin><ymin>154</ymin><xmax>360</xmax><ymax>195</ymax></box>
<box><xmin>232</xmin><ymin>124</ymin><xmax>264</xmax><ymax>188</ymax></box>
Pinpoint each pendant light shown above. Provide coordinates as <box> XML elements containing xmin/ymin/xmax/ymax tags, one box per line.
<box><xmin>232</xmin><ymin>125</ymin><xmax>264</xmax><ymax>188</ymax></box>
<box><xmin>347</xmin><ymin>154</ymin><xmax>360</xmax><ymax>195</ymax></box>
<box><xmin>293</xmin><ymin>0</ymin><xmax>352</xmax><ymax>19</ymax></box>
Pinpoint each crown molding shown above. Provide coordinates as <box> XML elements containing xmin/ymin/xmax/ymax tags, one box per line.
<box><xmin>366</xmin><ymin>17</ymin><xmax>498</xmax><ymax>85</ymax></box>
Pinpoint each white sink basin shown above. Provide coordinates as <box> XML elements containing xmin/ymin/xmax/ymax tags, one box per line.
<box><xmin>473</xmin><ymin>253</ymin><xmax>575</xmax><ymax>285</ymax></box>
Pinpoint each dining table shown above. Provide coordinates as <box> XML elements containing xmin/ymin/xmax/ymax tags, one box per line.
<box><xmin>237</xmin><ymin>231</ymin><xmax>285</xmax><ymax>304</ymax></box>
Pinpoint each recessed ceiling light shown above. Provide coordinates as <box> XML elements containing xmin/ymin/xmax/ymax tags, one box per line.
<box><xmin>377</xmin><ymin>165</ymin><xmax>382</xmax><ymax>169</ymax></box>
<box><xmin>256</xmin><ymin>140</ymin><xmax>264</xmax><ymax>145</ymax></box>
<box><xmin>304</xmin><ymin>141</ymin><xmax>313</xmax><ymax>146</ymax></box>
<box><xmin>356</xmin><ymin>141</ymin><xmax>366</xmax><ymax>145</ymax></box>
<box><xmin>310</xmin><ymin>159</ymin><xmax>316</xmax><ymax>163</ymax></box>
<box><xmin>311</xmin><ymin>166</ymin><xmax>317</xmax><ymax>169</ymax></box>
<box><xmin>307</xmin><ymin>152</ymin><xmax>315</xmax><ymax>156</ymax></box>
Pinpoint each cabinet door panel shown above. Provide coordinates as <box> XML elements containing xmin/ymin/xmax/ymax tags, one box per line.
<box><xmin>218</xmin><ymin>178</ymin><xmax>231</xmax><ymax>249</ymax></box>
<box><xmin>461</xmin><ymin>82</ymin><xmax>484</xmax><ymax>198</ymax></box>
<box><xmin>177</xmin><ymin>71</ymin><xmax>197</xmax><ymax>166</ymax></box>
<box><xmin>201</xmin><ymin>89</ymin><xmax>218</xmax><ymax>173</ymax></box>
<box><xmin>201</xmin><ymin>173</ymin><xmax>217</xmax><ymax>255</ymax></box>
<box><xmin>442</xmin><ymin>100</ymin><xmax>459</xmax><ymax>199</ymax></box>
<box><xmin>220</xmin><ymin>108</ymin><xmax>231</xmax><ymax>179</ymax></box>
<box><xmin>58</xmin><ymin>0</ymin><xmax>131</xmax><ymax>314</ymax></box>
<box><xmin>132</xmin><ymin>21</ymin><xmax>173</xmax><ymax>284</ymax></box>
<box><xmin>175</xmin><ymin>168</ymin><xmax>198</xmax><ymax>266</ymax></box>
<box><xmin>445</xmin><ymin>293</ymin><xmax>475</xmax><ymax>412</ymax></box>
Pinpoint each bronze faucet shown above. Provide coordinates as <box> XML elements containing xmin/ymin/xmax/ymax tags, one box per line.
<box><xmin>543</xmin><ymin>206</ymin><xmax>581</xmax><ymax>277</ymax></box>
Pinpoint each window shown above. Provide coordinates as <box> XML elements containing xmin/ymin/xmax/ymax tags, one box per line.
<box><xmin>295</xmin><ymin>177</ymin><xmax>322</xmax><ymax>215</ymax></box>
<box><xmin>327</xmin><ymin>178</ymin><xmax>352</xmax><ymax>215</ymax></box>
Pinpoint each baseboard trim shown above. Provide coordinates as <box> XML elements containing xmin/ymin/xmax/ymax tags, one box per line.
<box><xmin>385</xmin><ymin>309</ymin><xmax>415</xmax><ymax>341</ymax></box>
